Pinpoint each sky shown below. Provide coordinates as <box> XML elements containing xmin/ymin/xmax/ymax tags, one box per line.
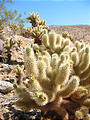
<box><xmin>6</xmin><ymin>0</ymin><xmax>90</xmax><ymax>26</ymax></box>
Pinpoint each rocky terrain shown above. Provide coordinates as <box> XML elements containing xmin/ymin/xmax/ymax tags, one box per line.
<box><xmin>0</xmin><ymin>25</ymin><xmax>90</xmax><ymax>120</ymax></box>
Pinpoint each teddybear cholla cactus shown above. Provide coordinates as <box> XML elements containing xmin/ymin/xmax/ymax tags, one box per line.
<box><xmin>14</xmin><ymin>45</ymin><xmax>79</xmax><ymax>113</ymax></box>
<box><xmin>3</xmin><ymin>38</ymin><xmax>15</xmax><ymax>62</ymax></box>
<box><xmin>27</xmin><ymin>12</ymin><xmax>46</xmax><ymax>27</ymax></box>
<box><xmin>26</xmin><ymin>12</ymin><xmax>48</xmax><ymax>45</ymax></box>
<box><xmin>14</xmin><ymin>31</ymin><xmax>90</xmax><ymax>117</ymax></box>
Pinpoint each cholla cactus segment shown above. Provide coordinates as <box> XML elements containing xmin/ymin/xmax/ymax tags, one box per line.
<box><xmin>3</xmin><ymin>38</ymin><xmax>15</xmax><ymax>62</ymax></box>
<box><xmin>24</xmin><ymin>46</ymin><xmax>38</xmax><ymax>77</ymax></box>
<box><xmin>57</xmin><ymin>76</ymin><xmax>79</xmax><ymax>98</ymax></box>
<box><xmin>71</xmin><ymin>51</ymin><xmax>79</xmax><ymax>67</ymax></box>
<box><xmin>55</xmin><ymin>63</ymin><xmax>70</xmax><ymax>86</ymax></box>
<box><xmin>77</xmin><ymin>49</ymin><xmax>90</xmax><ymax>74</ymax></box>
<box><xmin>34</xmin><ymin>92</ymin><xmax>48</xmax><ymax>106</ymax></box>
<box><xmin>71</xmin><ymin>86</ymin><xmax>88</xmax><ymax>99</ymax></box>
<box><xmin>24</xmin><ymin>75</ymin><xmax>42</xmax><ymax>92</ymax></box>
<box><xmin>79</xmin><ymin>66</ymin><xmax>90</xmax><ymax>80</ymax></box>
<box><xmin>13</xmin><ymin>84</ymin><xmax>31</xmax><ymax>101</ymax></box>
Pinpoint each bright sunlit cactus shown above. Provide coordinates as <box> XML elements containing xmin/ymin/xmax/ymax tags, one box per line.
<box><xmin>42</xmin><ymin>31</ymin><xmax>73</xmax><ymax>54</ymax></box>
<box><xmin>14</xmin><ymin>43</ymin><xmax>80</xmax><ymax>115</ymax></box>
<box><xmin>27</xmin><ymin>12</ymin><xmax>46</xmax><ymax>27</ymax></box>
<box><xmin>26</xmin><ymin>12</ymin><xmax>48</xmax><ymax>45</ymax></box>
<box><xmin>3</xmin><ymin>38</ymin><xmax>15</xmax><ymax>62</ymax></box>
<box><xmin>14</xmin><ymin>30</ymin><xmax>90</xmax><ymax>118</ymax></box>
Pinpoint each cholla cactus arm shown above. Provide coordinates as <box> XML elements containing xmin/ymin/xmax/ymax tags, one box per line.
<box><xmin>79</xmin><ymin>66</ymin><xmax>90</xmax><ymax>80</ymax></box>
<box><xmin>75</xmin><ymin>41</ymin><xmax>82</xmax><ymax>52</ymax></box>
<box><xmin>77</xmin><ymin>47</ymin><xmax>90</xmax><ymax>75</ymax></box>
<box><xmin>37</xmin><ymin>57</ymin><xmax>47</xmax><ymax>80</ymax></box>
<box><xmin>34</xmin><ymin>92</ymin><xmax>48</xmax><ymax>106</ymax></box>
<box><xmin>71</xmin><ymin>86</ymin><xmax>88</xmax><ymax>99</ymax></box>
<box><xmin>56</xmin><ymin>76</ymin><xmax>79</xmax><ymax>98</ymax></box>
<box><xmin>71</xmin><ymin>51</ymin><xmax>79</xmax><ymax>67</ymax></box>
<box><xmin>48</xmin><ymin>31</ymin><xmax>57</xmax><ymax>50</ymax></box>
<box><xmin>13</xmin><ymin>84</ymin><xmax>31</xmax><ymax>101</ymax></box>
<box><xmin>55</xmin><ymin>63</ymin><xmax>70</xmax><ymax>87</ymax></box>
<box><xmin>42</xmin><ymin>34</ymin><xmax>49</xmax><ymax>48</ymax></box>
<box><xmin>24</xmin><ymin>75</ymin><xmax>42</xmax><ymax>92</ymax></box>
<box><xmin>24</xmin><ymin>46</ymin><xmax>39</xmax><ymax>77</ymax></box>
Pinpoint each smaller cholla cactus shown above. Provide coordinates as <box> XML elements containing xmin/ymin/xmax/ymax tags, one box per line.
<box><xmin>26</xmin><ymin>12</ymin><xmax>48</xmax><ymax>45</ymax></box>
<box><xmin>75</xmin><ymin>106</ymin><xmax>90</xmax><ymax>120</ymax></box>
<box><xmin>62</xmin><ymin>31</ymin><xmax>74</xmax><ymax>42</ymax></box>
<box><xmin>8</xmin><ymin>22</ymin><xmax>18</xmax><ymax>34</ymax></box>
<box><xmin>15</xmin><ymin>65</ymin><xmax>24</xmax><ymax>85</ymax></box>
<box><xmin>27</xmin><ymin>12</ymin><xmax>46</xmax><ymax>27</ymax></box>
<box><xmin>17</xmin><ymin>39</ymin><xmax>22</xmax><ymax>48</ymax></box>
<box><xmin>3</xmin><ymin>38</ymin><xmax>15</xmax><ymax>62</ymax></box>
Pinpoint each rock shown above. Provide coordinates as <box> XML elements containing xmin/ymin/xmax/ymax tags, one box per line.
<box><xmin>0</xmin><ymin>81</ymin><xmax>13</xmax><ymax>94</ymax></box>
<box><xmin>1</xmin><ymin>97</ymin><xmax>18</xmax><ymax>107</ymax></box>
<box><xmin>0</xmin><ymin>39</ymin><xmax>4</xmax><ymax>54</ymax></box>
<box><xmin>13</xmin><ymin>35</ymin><xmax>34</xmax><ymax>46</ymax></box>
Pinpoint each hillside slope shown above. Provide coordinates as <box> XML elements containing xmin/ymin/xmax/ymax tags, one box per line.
<box><xmin>50</xmin><ymin>25</ymin><xmax>90</xmax><ymax>43</ymax></box>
